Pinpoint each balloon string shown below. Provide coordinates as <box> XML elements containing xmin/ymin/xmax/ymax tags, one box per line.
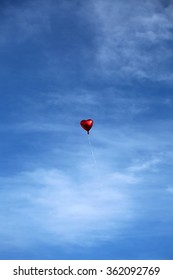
<box><xmin>88</xmin><ymin>134</ymin><xmax>97</xmax><ymax>166</ymax></box>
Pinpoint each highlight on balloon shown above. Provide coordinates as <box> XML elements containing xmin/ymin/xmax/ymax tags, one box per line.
<box><xmin>80</xmin><ymin>119</ymin><xmax>94</xmax><ymax>134</ymax></box>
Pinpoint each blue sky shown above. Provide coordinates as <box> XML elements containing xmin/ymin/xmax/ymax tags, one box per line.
<box><xmin>0</xmin><ymin>0</ymin><xmax>173</xmax><ymax>260</ymax></box>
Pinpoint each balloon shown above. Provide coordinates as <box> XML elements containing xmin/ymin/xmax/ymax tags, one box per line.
<box><xmin>80</xmin><ymin>119</ymin><xmax>93</xmax><ymax>134</ymax></box>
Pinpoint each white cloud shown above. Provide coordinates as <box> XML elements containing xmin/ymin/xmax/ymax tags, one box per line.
<box><xmin>128</xmin><ymin>158</ymin><xmax>161</xmax><ymax>172</ymax></box>
<box><xmin>0</xmin><ymin>167</ymin><xmax>138</xmax><ymax>247</ymax></box>
<box><xmin>87</xmin><ymin>0</ymin><xmax>173</xmax><ymax>81</ymax></box>
<box><xmin>1</xmin><ymin>0</ymin><xmax>173</xmax><ymax>82</ymax></box>
<box><xmin>2</xmin><ymin>0</ymin><xmax>172</xmax><ymax>82</ymax></box>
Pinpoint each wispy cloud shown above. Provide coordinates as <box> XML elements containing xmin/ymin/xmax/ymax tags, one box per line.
<box><xmin>2</xmin><ymin>0</ymin><xmax>172</xmax><ymax>82</ymax></box>
<box><xmin>128</xmin><ymin>158</ymin><xmax>161</xmax><ymax>172</ymax></box>
<box><xmin>1</xmin><ymin>0</ymin><xmax>173</xmax><ymax>82</ymax></box>
<box><xmin>87</xmin><ymin>0</ymin><xmax>173</xmax><ymax>81</ymax></box>
<box><xmin>0</xmin><ymin>167</ymin><xmax>139</xmax><ymax>247</ymax></box>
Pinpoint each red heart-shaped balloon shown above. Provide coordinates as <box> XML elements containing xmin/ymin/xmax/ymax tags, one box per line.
<box><xmin>80</xmin><ymin>119</ymin><xmax>93</xmax><ymax>134</ymax></box>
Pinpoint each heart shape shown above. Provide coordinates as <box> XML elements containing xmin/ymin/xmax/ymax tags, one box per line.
<box><xmin>80</xmin><ymin>119</ymin><xmax>93</xmax><ymax>134</ymax></box>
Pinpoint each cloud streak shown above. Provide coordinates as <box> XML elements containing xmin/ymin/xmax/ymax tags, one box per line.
<box><xmin>87</xmin><ymin>0</ymin><xmax>173</xmax><ymax>81</ymax></box>
<box><xmin>1</xmin><ymin>0</ymin><xmax>173</xmax><ymax>82</ymax></box>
